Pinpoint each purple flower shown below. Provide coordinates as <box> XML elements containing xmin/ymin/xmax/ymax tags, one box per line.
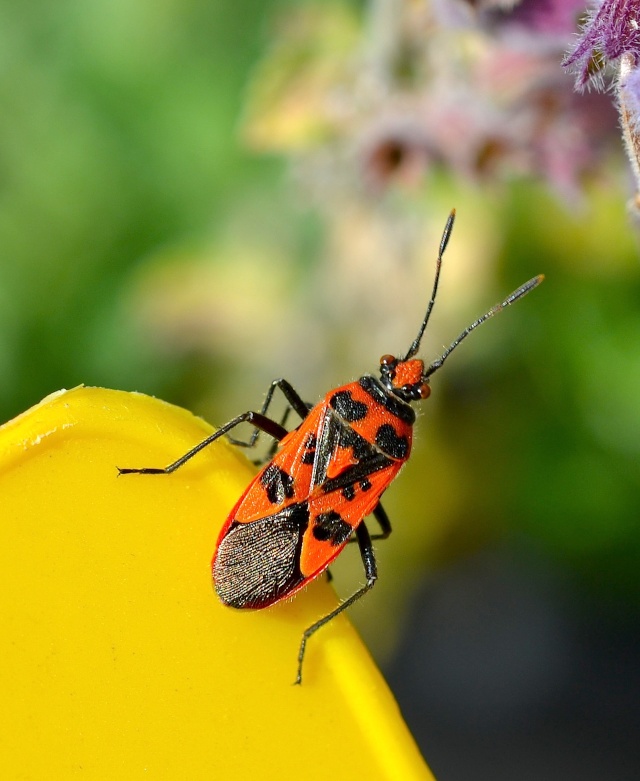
<box><xmin>564</xmin><ymin>1</ymin><xmax>640</xmax><ymax>209</ymax></box>
<box><xmin>436</xmin><ymin>0</ymin><xmax>585</xmax><ymax>37</ymax></box>
<box><xmin>617</xmin><ymin>53</ymin><xmax>640</xmax><ymax>207</ymax></box>
<box><xmin>564</xmin><ymin>0</ymin><xmax>640</xmax><ymax>88</ymax></box>
<box><xmin>487</xmin><ymin>0</ymin><xmax>586</xmax><ymax>36</ymax></box>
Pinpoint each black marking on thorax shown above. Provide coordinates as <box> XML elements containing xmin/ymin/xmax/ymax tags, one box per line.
<box><xmin>359</xmin><ymin>375</ymin><xmax>415</xmax><ymax>425</ymax></box>
<box><xmin>329</xmin><ymin>389</ymin><xmax>368</xmax><ymax>422</ymax></box>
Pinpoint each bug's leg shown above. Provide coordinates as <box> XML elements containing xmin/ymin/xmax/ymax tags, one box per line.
<box><xmin>347</xmin><ymin>501</ymin><xmax>392</xmax><ymax>543</ymax></box>
<box><xmin>295</xmin><ymin>522</ymin><xmax>377</xmax><ymax>685</ymax></box>
<box><xmin>371</xmin><ymin>502</ymin><xmax>392</xmax><ymax>539</ymax></box>
<box><xmin>371</xmin><ymin>502</ymin><xmax>392</xmax><ymax>540</ymax></box>
<box><xmin>227</xmin><ymin>378</ymin><xmax>310</xmax><ymax>452</ymax></box>
<box><xmin>268</xmin><ymin>378</ymin><xmax>311</xmax><ymax>420</ymax></box>
<box><xmin>228</xmin><ymin>405</ymin><xmax>294</xmax><ymax>466</ymax></box>
<box><xmin>117</xmin><ymin>411</ymin><xmax>288</xmax><ymax>476</ymax></box>
<box><xmin>369</xmin><ymin>502</ymin><xmax>393</xmax><ymax>540</ymax></box>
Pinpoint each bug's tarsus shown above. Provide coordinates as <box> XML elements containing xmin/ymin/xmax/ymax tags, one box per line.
<box><xmin>423</xmin><ymin>273</ymin><xmax>544</xmax><ymax>379</ymax></box>
<box><xmin>295</xmin><ymin>522</ymin><xmax>377</xmax><ymax>686</ymax></box>
<box><xmin>403</xmin><ymin>209</ymin><xmax>456</xmax><ymax>362</ymax></box>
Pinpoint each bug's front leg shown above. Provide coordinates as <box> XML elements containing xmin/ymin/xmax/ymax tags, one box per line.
<box><xmin>227</xmin><ymin>378</ymin><xmax>310</xmax><ymax>454</ymax></box>
<box><xmin>295</xmin><ymin>522</ymin><xmax>377</xmax><ymax>685</ymax></box>
<box><xmin>117</xmin><ymin>411</ymin><xmax>288</xmax><ymax>476</ymax></box>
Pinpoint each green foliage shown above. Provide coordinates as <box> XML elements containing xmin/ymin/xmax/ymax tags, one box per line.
<box><xmin>0</xmin><ymin>0</ymin><xmax>277</xmax><ymax>417</ymax></box>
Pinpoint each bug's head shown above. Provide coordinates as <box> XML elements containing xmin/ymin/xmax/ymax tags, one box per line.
<box><xmin>382</xmin><ymin>209</ymin><xmax>543</xmax><ymax>404</ymax></box>
<box><xmin>379</xmin><ymin>354</ymin><xmax>431</xmax><ymax>402</ymax></box>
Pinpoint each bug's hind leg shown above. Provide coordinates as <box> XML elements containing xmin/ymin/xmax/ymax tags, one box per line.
<box><xmin>295</xmin><ymin>522</ymin><xmax>377</xmax><ymax>685</ymax></box>
<box><xmin>117</xmin><ymin>411</ymin><xmax>288</xmax><ymax>476</ymax></box>
<box><xmin>346</xmin><ymin>502</ymin><xmax>392</xmax><ymax>544</ymax></box>
<box><xmin>371</xmin><ymin>502</ymin><xmax>392</xmax><ymax>540</ymax></box>
<box><xmin>349</xmin><ymin>502</ymin><xmax>392</xmax><ymax>542</ymax></box>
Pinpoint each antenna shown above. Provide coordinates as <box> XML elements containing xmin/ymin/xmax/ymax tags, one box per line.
<box><xmin>403</xmin><ymin>209</ymin><xmax>456</xmax><ymax>361</ymax></box>
<box><xmin>423</xmin><ymin>274</ymin><xmax>544</xmax><ymax>379</ymax></box>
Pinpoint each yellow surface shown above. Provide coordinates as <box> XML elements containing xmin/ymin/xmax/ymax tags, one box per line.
<box><xmin>0</xmin><ymin>386</ymin><xmax>434</xmax><ymax>780</ymax></box>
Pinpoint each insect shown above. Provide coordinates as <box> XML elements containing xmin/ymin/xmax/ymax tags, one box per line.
<box><xmin>119</xmin><ymin>210</ymin><xmax>543</xmax><ymax>684</ymax></box>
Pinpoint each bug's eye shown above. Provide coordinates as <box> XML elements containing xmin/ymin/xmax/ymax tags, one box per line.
<box><xmin>380</xmin><ymin>355</ymin><xmax>398</xmax><ymax>379</ymax></box>
<box><xmin>417</xmin><ymin>382</ymin><xmax>431</xmax><ymax>399</ymax></box>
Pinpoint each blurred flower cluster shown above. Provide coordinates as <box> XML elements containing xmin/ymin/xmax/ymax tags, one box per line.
<box><xmin>135</xmin><ymin>0</ymin><xmax>633</xmax><ymax>450</ymax></box>
<box><xmin>244</xmin><ymin>0</ymin><xmax>614</xmax><ymax>201</ymax></box>
<box><xmin>142</xmin><ymin>0</ymin><xmax>624</xmax><ymax>419</ymax></box>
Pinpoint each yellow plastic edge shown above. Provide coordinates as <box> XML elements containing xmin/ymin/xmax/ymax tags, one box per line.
<box><xmin>0</xmin><ymin>386</ymin><xmax>434</xmax><ymax>781</ymax></box>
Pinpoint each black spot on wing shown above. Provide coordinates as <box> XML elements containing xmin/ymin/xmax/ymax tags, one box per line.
<box><xmin>341</xmin><ymin>485</ymin><xmax>356</xmax><ymax>501</ymax></box>
<box><xmin>329</xmin><ymin>390</ymin><xmax>368</xmax><ymax>422</ymax></box>
<box><xmin>312</xmin><ymin>510</ymin><xmax>353</xmax><ymax>546</ymax></box>
<box><xmin>339</xmin><ymin>425</ymin><xmax>375</xmax><ymax>460</ymax></box>
<box><xmin>213</xmin><ymin>502</ymin><xmax>309</xmax><ymax>608</ymax></box>
<box><xmin>321</xmin><ymin>451</ymin><xmax>392</xmax><ymax>495</ymax></box>
<box><xmin>375</xmin><ymin>423</ymin><xmax>409</xmax><ymax>460</ymax></box>
<box><xmin>260</xmin><ymin>464</ymin><xmax>295</xmax><ymax>504</ymax></box>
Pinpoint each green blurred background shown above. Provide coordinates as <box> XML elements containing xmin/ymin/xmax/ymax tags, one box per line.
<box><xmin>1</xmin><ymin>1</ymin><xmax>639</xmax><ymax>778</ymax></box>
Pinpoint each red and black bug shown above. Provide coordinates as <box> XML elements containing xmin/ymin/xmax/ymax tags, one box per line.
<box><xmin>119</xmin><ymin>210</ymin><xmax>543</xmax><ymax>684</ymax></box>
